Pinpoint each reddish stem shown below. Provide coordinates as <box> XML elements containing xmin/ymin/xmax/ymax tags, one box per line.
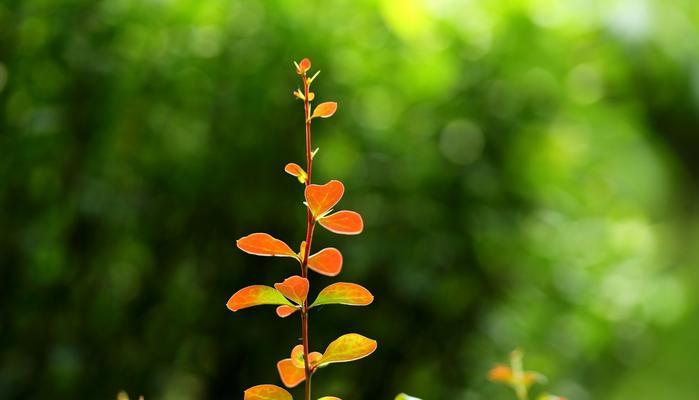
<box><xmin>300</xmin><ymin>73</ymin><xmax>314</xmax><ymax>400</ymax></box>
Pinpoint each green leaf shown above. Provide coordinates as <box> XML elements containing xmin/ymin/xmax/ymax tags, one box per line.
<box><xmin>318</xmin><ymin>333</ymin><xmax>377</xmax><ymax>366</ymax></box>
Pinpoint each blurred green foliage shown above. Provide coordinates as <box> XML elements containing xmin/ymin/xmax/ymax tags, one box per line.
<box><xmin>2</xmin><ymin>0</ymin><xmax>699</xmax><ymax>399</ymax></box>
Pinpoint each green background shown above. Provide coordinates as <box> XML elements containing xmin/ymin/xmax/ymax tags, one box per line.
<box><xmin>2</xmin><ymin>0</ymin><xmax>699</xmax><ymax>399</ymax></box>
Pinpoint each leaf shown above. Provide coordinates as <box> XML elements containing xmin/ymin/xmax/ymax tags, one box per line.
<box><xmin>244</xmin><ymin>384</ymin><xmax>292</xmax><ymax>400</ymax></box>
<box><xmin>307</xmin><ymin>247</ymin><xmax>343</xmax><ymax>276</ymax></box>
<box><xmin>276</xmin><ymin>359</ymin><xmax>305</xmax><ymax>388</ymax></box>
<box><xmin>290</xmin><ymin>345</ymin><xmax>322</xmax><ymax>369</ymax></box>
<box><xmin>318</xmin><ymin>398</ymin><xmax>342</xmax><ymax>400</ymax></box>
<box><xmin>311</xmin><ymin>102</ymin><xmax>337</xmax><ymax>119</ymax></box>
<box><xmin>296</xmin><ymin>58</ymin><xmax>311</xmax><ymax>75</ymax></box>
<box><xmin>284</xmin><ymin>163</ymin><xmax>307</xmax><ymax>184</ymax></box>
<box><xmin>318</xmin><ymin>210</ymin><xmax>363</xmax><ymax>235</ymax></box>
<box><xmin>274</xmin><ymin>276</ymin><xmax>309</xmax><ymax>305</ymax></box>
<box><xmin>227</xmin><ymin>286</ymin><xmax>293</xmax><ymax>312</ymax></box>
<box><xmin>318</xmin><ymin>333</ymin><xmax>377</xmax><ymax>366</ymax></box>
<box><xmin>305</xmin><ymin>180</ymin><xmax>344</xmax><ymax>218</ymax></box>
<box><xmin>395</xmin><ymin>395</ymin><xmax>422</xmax><ymax>400</ymax></box>
<box><xmin>310</xmin><ymin>283</ymin><xmax>373</xmax><ymax>308</ymax></box>
<box><xmin>237</xmin><ymin>233</ymin><xmax>298</xmax><ymax>258</ymax></box>
<box><xmin>276</xmin><ymin>305</ymin><xmax>298</xmax><ymax>318</ymax></box>
<box><xmin>487</xmin><ymin>364</ymin><xmax>512</xmax><ymax>383</ymax></box>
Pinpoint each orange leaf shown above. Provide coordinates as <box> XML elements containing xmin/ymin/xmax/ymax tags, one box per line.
<box><xmin>488</xmin><ymin>364</ymin><xmax>512</xmax><ymax>383</ymax></box>
<box><xmin>276</xmin><ymin>305</ymin><xmax>298</xmax><ymax>318</ymax></box>
<box><xmin>227</xmin><ymin>285</ymin><xmax>293</xmax><ymax>312</ymax></box>
<box><xmin>237</xmin><ymin>233</ymin><xmax>298</xmax><ymax>258</ymax></box>
<box><xmin>297</xmin><ymin>58</ymin><xmax>311</xmax><ymax>75</ymax></box>
<box><xmin>277</xmin><ymin>359</ymin><xmax>305</xmax><ymax>388</ymax></box>
<box><xmin>310</xmin><ymin>282</ymin><xmax>373</xmax><ymax>308</ymax></box>
<box><xmin>318</xmin><ymin>398</ymin><xmax>342</xmax><ymax>400</ymax></box>
<box><xmin>244</xmin><ymin>384</ymin><xmax>292</xmax><ymax>400</ymax></box>
<box><xmin>305</xmin><ymin>180</ymin><xmax>344</xmax><ymax>218</ymax></box>
<box><xmin>274</xmin><ymin>276</ymin><xmax>309</xmax><ymax>305</ymax></box>
<box><xmin>318</xmin><ymin>333</ymin><xmax>377</xmax><ymax>366</ymax></box>
<box><xmin>307</xmin><ymin>247</ymin><xmax>343</xmax><ymax>276</ymax></box>
<box><xmin>318</xmin><ymin>210</ymin><xmax>363</xmax><ymax>235</ymax></box>
<box><xmin>311</xmin><ymin>102</ymin><xmax>337</xmax><ymax>119</ymax></box>
<box><xmin>284</xmin><ymin>163</ymin><xmax>307</xmax><ymax>184</ymax></box>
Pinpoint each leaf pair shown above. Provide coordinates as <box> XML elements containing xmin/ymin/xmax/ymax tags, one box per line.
<box><xmin>305</xmin><ymin>180</ymin><xmax>363</xmax><ymax>235</ymax></box>
<box><xmin>244</xmin><ymin>385</ymin><xmax>341</xmax><ymax>400</ymax></box>
<box><xmin>277</xmin><ymin>333</ymin><xmax>377</xmax><ymax>388</ymax></box>
<box><xmin>236</xmin><ymin>233</ymin><xmax>343</xmax><ymax>276</ymax></box>
<box><xmin>227</xmin><ymin>280</ymin><xmax>373</xmax><ymax>317</ymax></box>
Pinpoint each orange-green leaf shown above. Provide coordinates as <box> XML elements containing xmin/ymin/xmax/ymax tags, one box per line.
<box><xmin>274</xmin><ymin>276</ymin><xmax>309</xmax><ymax>305</ymax></box>
<box><xmin>307</xmin><ymin>247</ymin><xmax>343</xmax><ymax>276</ymax></box>
<box><xmin>284</xmin><ymin>163</ymin><xmax>307</xmax><ymax>184</ymax></box>
<box><xmin>318</xmin><ymin>210</ymin><xmax>363</xmax><ymax>235</ymax></box>
<box><xmin>290</xmin><ymin>345</ymin><xmax>322</xmax><ymax>369</ymax></box>
<box><xmin>244</xmin><ymin>384</ymin><xmax>292</xmax><ymax>400</ymax></box>
<box><xmin>290</xmin><ymin>345</ymin><xmax>305</xmax><ymax>368</ymax></box>
<box><xmin>318</xmin><ymin>333</ymin><xmax>377</xmax><ymax>366</ymax></box>
<box><xmin>276</xmin><ymin>305</ymin><xmax>298</xmax><ymax>318</ymax></box>
<box><xmin>305</xmin><ymin>180</ymin><xmax>344</xmax><ymax>218</ymax></box>
<box><xmin>227</xmin><ymin>285</ymin><xmax>293</xmax><ymax>312</ymax></box>
<box><xmin>237</xmin><ymin>233</ymin><xmax>298</xmax><ymax>258</ymax></box>
<box><xmin>277</xmin><ymin>359</ymin><xmax>305</xmax><ymax>388</ymax></box>
<box><xmin>310</xmin><ymin>283</ymin><xmax>373</xmax><ymax>308</ymax></box>
<box><xmin>312</xmin><ymin>102</ymin><xmax>337</xmax><ymax>119</ymax></box>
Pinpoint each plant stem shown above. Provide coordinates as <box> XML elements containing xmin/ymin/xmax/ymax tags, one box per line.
<box><xmin>511</xmin><ymin>349</ymin><xmax>528</xmax><ymax>400</ymax></box>
<box><xmin>300</xmin><ymin>73</ymin><xmax>314</xmax><ymax>400</ymax></box>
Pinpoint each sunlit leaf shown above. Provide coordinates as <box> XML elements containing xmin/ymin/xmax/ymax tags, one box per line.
<box><xmin>227</xmin><ymin>285</ymin><xmax>293</xmax><ymax>312</ymax></box>
<box><xmin>274</xmin><ymin>276</ymin><xmax>309</xmax><ymax>305</ymax></box>
<box><xmin>310</xmin><ymin>283</ymin><xmax>373</xmax><ymax>308</ymax></box>
<box><xmin>308</xmin><ymin>92</ymin><xmax>315</xmax><ymax>101</ymax></box>
<box><xmin>307</xmin><ymin>247</ymin><xmax>343</xmax><ymax>276</ymax></box>
<box><xmin>276</xmin><ymin>305</ymin><xmax>298</xmax><ymax>318</ymax></box>
<box><xmin>395</xmin><ymin>394</ymin><xmax>422</xmax><ymax>400</ymax></box>
<box><xmin>318</xmin><ymin>397</ymin><xmax>341</xmax><ymax>400</ymax></box>
<box><xmin>237</xmin><ymin>233</ymin><xmax>298</xmax><ymax>258</ymax></box>
<box><xmin>284</xmin><ymin>163</ymin><xmax>307</xmax><ymax>184</ymax></box>
<box><xmin>293</xmin><ymin>89</ymin><xmax>304</xmax><ymax>100</ymax></box>
<box><xmin>318</xmin><ymin>210</ymin><xmax>363</xmax><ymax>235</ymax></box>
<box><xmin>311</xmin><ymin>102</ymin><xmax>337</xmax><ymax>119</ymax></box>
<box><xmin>277</xmin><ymin>359</ymin><xmax>305</xmax><ymax>388</ymax></box>
<box><xmin>305</xmin><ymin>180</ymin><xmax>344</xmax><ymax>218</ymax></box>
<box><xmin>244</xmin><ymin>384</ymin><xmax>292</xmax><ymax>400</ymax></box>
<box><xmin>318</xmin><ymin>333</ymin><xmax>377</xmax><ymax>366</ymax></box>
<box><xmin>296</xmin><ymin>58</ymin><xmax>311</xmax><ymax>75</ymax></box>
<box><xmin>290</xmin><ymin>345</ymin><xmax>322</xmax><ymax>369</ymax></box>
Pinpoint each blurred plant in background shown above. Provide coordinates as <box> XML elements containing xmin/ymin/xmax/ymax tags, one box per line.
<box><xmin>489</xmin><ymin>349</ymin><xmax>566</xmax><ymax>400</ymax></box>
<box><xmin>2</xmin><ymin>0</ymin><xmax>699</xmax><ymax>399</ymax></box>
